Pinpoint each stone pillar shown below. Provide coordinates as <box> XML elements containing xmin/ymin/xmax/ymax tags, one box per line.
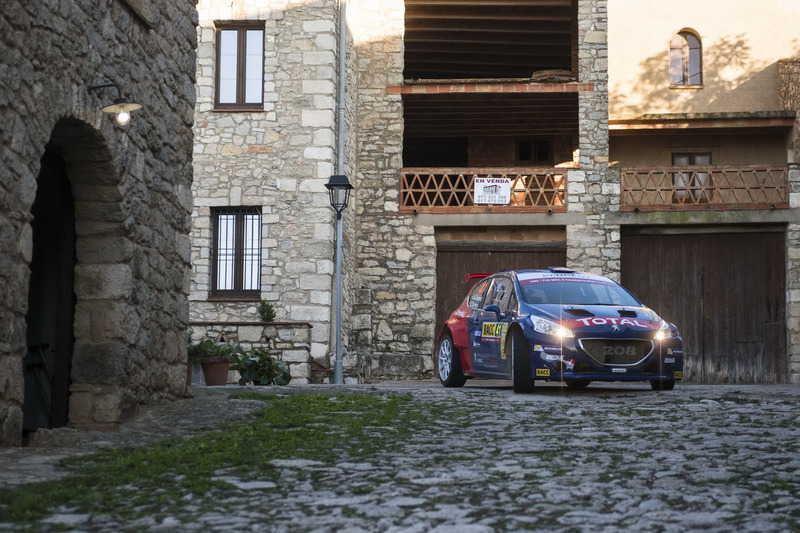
<box><xmin>787</xmin><ymin>164</ymin><xmax>800</xmax><ymax>383</ymax></box>
<box><xmin>351</xmin><ymin>0</ymin><xmax>436</xmax><ymax>379</ymax></box>
<box><xmin>567</xmin><ymin>0</ymin><xmax>618</xmax><ymax>278</ymax></box>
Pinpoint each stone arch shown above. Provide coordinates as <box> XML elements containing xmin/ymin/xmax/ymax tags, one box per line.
<box><xmin>25</xmin><ymin>118</ymin><xmax>137</xmax><ymax>434</ymax></box>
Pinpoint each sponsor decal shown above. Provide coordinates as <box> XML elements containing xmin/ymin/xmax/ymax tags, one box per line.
<box><xmin>612</xmin><ymin>368</ymin><xmax>627</xmax><ymax>373</ymax></box>
<box><xmin>534</xmin><ymin>345</ymin><xmax>561</xmax><ymax>354</ymax></box>
<box><xmin>481</xmin><ymin>322</ymin><xmax>503</xmax><ymax>344</ymax></box>
<box><xmin>674</xmin><ymin>371</ymin><xmax>683</xmax><ymax>380</ymax></box>
<box><xmin>500</xmin><ymin>323</ymin><xmax>509</xmax><ymax>359</ymax></box>
<box><xmin>605</xmin><ymin>345</ymin><xmax>637</xmax><ymax>357</ymax></box>
<box><xmin>565</xmin><ymin>317</ymin><xmax>656</xmax><ymax>330</ymax></box>
<box><xmin>664</xmin><ymin>357</ymin><xmax>676</xmax><ymax>364</ymax></box>
<box><xmin>536</xmin><ymin>368</ymin><xmax>550</xmax><ymax>377</ymax></box>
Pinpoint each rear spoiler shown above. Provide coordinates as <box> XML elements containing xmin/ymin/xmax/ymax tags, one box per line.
<box><xmin>463</xmin><ymin>273</ymin><xmax>492</xmax><ymax>283</ymax></box>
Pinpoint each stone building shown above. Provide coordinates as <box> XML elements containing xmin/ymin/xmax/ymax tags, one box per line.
<box><xmin>191</xmin><ymin>1</ymin><xmax>800</xmax><ymax>384</ymax></box>
<box><xmin>0</xmin><ymin>1</ymin><xmax>197</xmax><ymax>446</ymax></box>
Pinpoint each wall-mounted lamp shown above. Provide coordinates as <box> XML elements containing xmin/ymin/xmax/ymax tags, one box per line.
<box><xmin>87</xmin><ymin>83</ymin><xmax>142</xmax><ymax>126</ymax></box>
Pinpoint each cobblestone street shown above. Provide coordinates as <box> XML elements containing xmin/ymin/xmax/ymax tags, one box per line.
<box><xmin>2</xmin><ymin>382</ymin><xmax>800</xmax><ymax>532</ymax></box>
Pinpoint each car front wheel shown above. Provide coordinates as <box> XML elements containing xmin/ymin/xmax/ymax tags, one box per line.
<box><xmin>651</xmin><ymin>379</ymin><xmax>676</xmax><ymax>391</ymax></box>
<box><xmin>509</xmin><ymin>329</ymin><xmax>534</xmax><ymax>393</ymax></box>
<box><xmin>437</xmin><ymin>331</ymin><xmax>466</xmax><ymax>387</ymax></box>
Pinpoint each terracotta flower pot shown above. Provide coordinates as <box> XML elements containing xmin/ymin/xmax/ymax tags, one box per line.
<box><xmin>201</xmin><ymin>356</ymin><xmax>231</xmax><ymax>386</ymax></box>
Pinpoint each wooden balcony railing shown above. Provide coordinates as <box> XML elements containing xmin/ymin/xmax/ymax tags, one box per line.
<box><xmin>400</xmin><ymin>168</ymin><xmax>567</xmax><ymax>213</ymax></box>
<box><xmin>620</xmin><ymin>165</ymin><xmax>789</xmax><ymax>212</ymax></box>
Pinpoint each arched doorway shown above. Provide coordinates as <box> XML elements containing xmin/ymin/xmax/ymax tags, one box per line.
<box><xmin>24</xmin><ymin>143</ymin><xmax>76</xmax><ymax>433</ymax></box>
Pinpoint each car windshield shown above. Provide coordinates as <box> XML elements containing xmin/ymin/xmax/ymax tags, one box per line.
<box><xmin>519</xmin><ymin>279</ymin><xmax>641</xmax><ymax>306</ymax></box>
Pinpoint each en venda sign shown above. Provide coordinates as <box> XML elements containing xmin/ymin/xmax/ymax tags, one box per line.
<box><xmin>474</xmin><ymin>177</ymin><xmax>511</xmax><ymax>205</ymax></box>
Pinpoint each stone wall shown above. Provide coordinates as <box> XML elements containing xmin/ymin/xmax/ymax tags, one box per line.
<box><xmin>779</xmin><ymin>58</ymin><xmax>800</xmax><ymax>163</ymax></box>
<box><xmin>350</xmin><ymin>0</ymin><xmax>437</xmax><ymax>379</ymax></box>
<box><xmin>567</xmin><ymin>0</ymin><xmax>616</xmax><ymax>277</ymax></box>
<box><xmin>0</xmin><ymin>0</ymin><xmax>197</xmax><ymax>445</ymax></box>
<box><xmin>192</xmin><ymin>0</ymin><xmax>353</xmax><ymax>382</ymax></box>
<box><xmin>189</xmin><ymin>321</ymin><xmax>312</xmax><ymax>383</ymax></box>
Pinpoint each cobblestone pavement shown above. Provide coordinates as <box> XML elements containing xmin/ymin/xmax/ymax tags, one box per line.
<box><xmin>2</xmin><ymin>381</ymin><xmax>800</xmax><ymax>532</ymax></box>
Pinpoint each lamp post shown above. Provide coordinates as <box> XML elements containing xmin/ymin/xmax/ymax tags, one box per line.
<box><xmin>325</xmin><ymin>174</ymin><xmax>353</xmax><ymax>384</ymax></box>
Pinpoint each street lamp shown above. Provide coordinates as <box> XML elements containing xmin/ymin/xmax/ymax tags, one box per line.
<box><xmin>325</xmin><ymin>174</ymin><xmax>353</xmax><ymax>384</ymax></box>
<box><xmin>87</xmin><ymin>83</ymin><xmax>143</xmax><ymax>126</ymax></box>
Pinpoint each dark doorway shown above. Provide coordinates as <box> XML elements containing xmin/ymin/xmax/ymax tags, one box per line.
<box><xmin>24</xmin><ymin>143</ymin><xmax>76</xmax><ymax>432</ymax></box>
<box><xmin>621</xmin><ymin>227</ymin><xmax>786</xmax><ymax>383</ymax></box>
<box><xmin>435</xmin><ymin>244</ymin><xmax>566</xmax><ymax>343</ymax></box>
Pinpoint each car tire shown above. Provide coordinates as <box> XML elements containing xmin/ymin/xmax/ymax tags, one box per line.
<box><xmin>509</xmin><ymin>328</ymin><xmax>534</xmax><ymax>394</ymax></box>
<box><xmin>565</xmin><ymin>379</ymin><xmax>591</xmax><ymax>389</ymax></box>
<box><xmin>437</xmin><ymin>331</ymin><xmax>466</xmax><ymax>388</ymax></box>
<box><xmin>651</xmin><ymin>379</ymin><xmax>676</xmax><ymax>391</ymax></box>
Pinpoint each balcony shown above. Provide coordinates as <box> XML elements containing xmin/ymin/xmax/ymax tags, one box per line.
<box><xmin>400</xmin><ymin>168</ymin><xmax>567</xmax><ymax>214</ymax></box>
<box><xmin>620</xmin><ymin>165</ymin><xmax>789</xmax><ymax>212</ymax></box>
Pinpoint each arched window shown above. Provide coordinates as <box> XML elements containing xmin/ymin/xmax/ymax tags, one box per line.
<box><xmin>670</xmin><ymin>31</ymin><xmax>702</xmax><ymax>86</ymax></box>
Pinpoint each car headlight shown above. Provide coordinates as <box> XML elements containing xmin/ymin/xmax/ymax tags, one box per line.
<box><xmin>531</xmin><ymin>317</ymin><xmax>574</xmax><ymax>338</ymax></box>
<box><xmin>654</xmin><ymin>320</ymin><xmax>675</xmax><ymax>340</ymax></box>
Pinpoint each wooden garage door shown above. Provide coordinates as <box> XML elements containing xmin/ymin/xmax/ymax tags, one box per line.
<box><xmin>435</xmin><ymin>245</ymin><xmax>566</xmax><ymax>344</ymax></box>
<box><xmin>621</xmin><ymin>229</ymin><xmax>786</xmax><ymax>383</ymax></box>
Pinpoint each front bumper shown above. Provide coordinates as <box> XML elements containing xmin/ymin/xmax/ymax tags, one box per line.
<box><xmin>530</xmin><ymin>336</ymin><xmax>684</xmax><ymax>382</ymax></box>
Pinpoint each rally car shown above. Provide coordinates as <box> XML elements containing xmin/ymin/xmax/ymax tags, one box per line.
<box><xmin>436</xmin><ymin>267</ymin><xmax>684</xmax><ymax>392</ymax></box>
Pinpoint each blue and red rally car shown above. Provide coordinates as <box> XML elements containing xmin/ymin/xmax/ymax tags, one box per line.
<box><xmin>436</xmin><ymin>268</ymin><xmax>684</xmax><ymax>392</ymax></box>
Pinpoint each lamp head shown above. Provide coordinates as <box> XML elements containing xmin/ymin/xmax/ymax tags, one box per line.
<box><xmin>325</xmin><ymin>174</ymin><xmax>354</xmax><ymax>213</ymax></box>
<box><xmin>88</xmin><ymin>83</ymin><xmax>142</xmax><ymax>126</ymax></box>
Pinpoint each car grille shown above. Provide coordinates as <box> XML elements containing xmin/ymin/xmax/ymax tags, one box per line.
<box><xmin>578</xmin><ymin>339</ymin><xmax>654</xmax><ymax>366</ymax></box>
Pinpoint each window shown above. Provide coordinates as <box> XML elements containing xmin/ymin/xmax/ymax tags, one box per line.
<box><xmin>211</xmin><ymin>207</ymin><xmax>262</xmax><ymax>298</ymax></box>
<box><xmin>467</xmin><ymin>279</ymin><xmax>491</xmax><ymax>309</ymax></box>
<box><xmin>673</xmin><ymin>152</ymin><xmax>712</xmax><ymax>204</ymax></box>
<box><xmin>215</xmin><ymin>21</ymin><xmax>265</xmax><ymax>110</ymax></box>
<box><xmin>516</xmin><ymin>138</ymin><xmax>552</xmax><ymax>165</ymax></box>
<box><xmin>670</xmin><ymin>31</ymin><xmax>702</xmax><ymax>86</ymax></box>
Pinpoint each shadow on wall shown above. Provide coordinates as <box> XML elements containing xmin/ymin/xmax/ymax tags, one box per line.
<box><xmin>611</xmin><ymin>34</ymin><xmax>800</xmax><ymax>114</ymax></box>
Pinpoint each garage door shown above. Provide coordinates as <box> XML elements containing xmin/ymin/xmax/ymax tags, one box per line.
<box><xmin>621</xmin><ymin>228</ymin><xmax>786</xmax><ymax>383</ymax></box>
<box><xmin>435</xmin><ymin>245</ymin><xmax>566</xmax><ymax>343</ymax></box>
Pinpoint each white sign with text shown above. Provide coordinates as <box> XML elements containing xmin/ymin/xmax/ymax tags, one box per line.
<box><xmin>474</xmin><ymin>177</ymin><xmax>511</xmax><ymax>205</ymax></box>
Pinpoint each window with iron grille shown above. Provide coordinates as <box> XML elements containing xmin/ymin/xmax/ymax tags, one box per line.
<box><xmin>211</xmin><ymin>206</ymin><xmax>262</xmax><ymax>299</ymax></box>
<box><xmin>215</xmin><ymin>21</ymin><xmax>265</xmax><ymax>110</ymax></box>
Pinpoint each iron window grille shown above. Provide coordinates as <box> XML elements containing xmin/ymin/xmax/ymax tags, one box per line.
<box><xmin>210</xmin><ymin>206</ymin><xmax>262</xmax><ymax>299</ymax></box>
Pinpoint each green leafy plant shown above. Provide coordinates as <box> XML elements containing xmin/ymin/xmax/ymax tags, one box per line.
<box><xmin>257</xmin><ymin>300</ymin><xmax>277</xmax><ymax>322</ymax></box>
<box><xmin>229</xmin><ymin>346</ymin><xmax>291</xmax><ymax>386</ymax></box>
<box><xmin>187</xmin><ymin>339</ymin><xmax>235</xmax><ymax>365</ymax></box>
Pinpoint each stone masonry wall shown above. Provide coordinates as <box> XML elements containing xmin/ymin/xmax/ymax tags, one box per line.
<box><xmin>778</xmin><ymin>58</ymin><xmax>800</xmax><ymax>163</ymax></box>
<box><xmin>350</xmin><ymin>0</ymin><xmax>437</xmax><ymax>379</ymax></box>
<box><xmin>192</xmin><ymin>0</ymin><xmax>347</xmax><ymax>381</ymax></box>
<box><xmin>0</xmin><ymin>0</ymin><xmax>197</xmax><ymax>445</ymax></box>
<box><xmin>779</xmin><ymin>59</ymin><xmax>800</xmax><ymax>383</ymax></box>
<box><xmin>567</xmin><ymin>0</ymin><xmax>616</xmax><ymax>278</ymax></box>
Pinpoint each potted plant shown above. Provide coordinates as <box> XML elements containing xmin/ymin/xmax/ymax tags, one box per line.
<box><xmin>229</xmin><ymin>346</ymin><xmax>291</xmax><ymax>386</ymax></box>
<box><xmin>257</xmin><ymin>300</ymin><xmax>277</xmax><ymax>322</ymax></box>
<box><xmin>188</xmin><ymin>339</ymin><xmax>234</xmax><ymax>386</ymax></box>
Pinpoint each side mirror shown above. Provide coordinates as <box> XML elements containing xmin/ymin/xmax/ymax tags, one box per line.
<box><xmin>485</xmin><ymin>305</ymin><xmax>503</xmax><ymax>320</ymax></box>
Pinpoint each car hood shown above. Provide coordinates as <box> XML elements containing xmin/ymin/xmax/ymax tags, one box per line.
<box><xmin>528</xmin><ymin>304</ymin><xmax>662</xmax><ymax>335</ymax></box>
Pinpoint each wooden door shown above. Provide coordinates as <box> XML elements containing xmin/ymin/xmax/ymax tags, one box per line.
<box><xmin>621</xmin><ymin>229</ymin><xmax>786</xmax><ymax>383</ymax></box>
<box><xmin>24</xmin><ymin>143</ymin><xmax>76</xmax><ymax>431</ymax></box>
<box><xmin>435</xmin><ymin>245</ymin><xmax>566</xmax><ymax>343</ymax></box>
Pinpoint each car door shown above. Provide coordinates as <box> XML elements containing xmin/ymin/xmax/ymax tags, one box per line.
<box><xmin>469</xmin><ymin>276</ymin><xmax>514</xmax><ymax>376</ymax></box>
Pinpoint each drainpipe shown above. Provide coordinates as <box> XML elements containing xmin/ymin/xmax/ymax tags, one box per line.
<box><xmin>336</xmin><ymin>0</ymin><xmax>347</xmax><ymax>175</ymax></box>
<box><xmin>333</xmin><ymin>0</ymin><xmax>348</xmax><ymax>385</ymax></box>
